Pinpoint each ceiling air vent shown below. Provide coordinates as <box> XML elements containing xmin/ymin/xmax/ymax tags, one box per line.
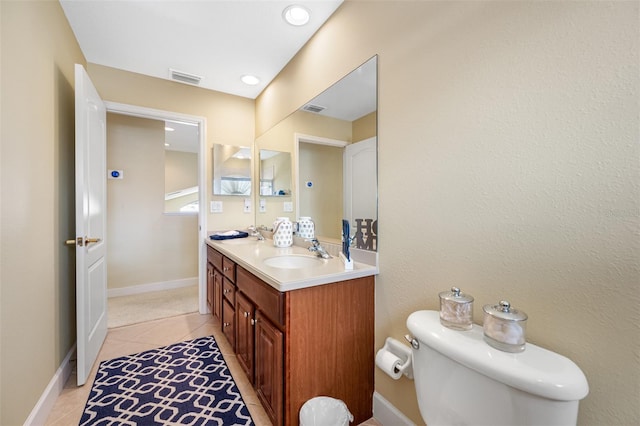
<box><xmin>169</xmin><ymin>68</ymin><xmax>202</xmax><ymax>86</ymax></box>
<box><xmin>302</xmin><ymin>104</ymin><xmax>326</xmax><ymax>114</ymax></box>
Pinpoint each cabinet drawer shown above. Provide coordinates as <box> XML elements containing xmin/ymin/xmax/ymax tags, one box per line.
<box><xmin>223</xmin><ymin>278</ymin><xmax>235</xmax><ymax>305</ymax></box>
<box><xmin>207</xmin><ymin>246</ymin><xmax>223</xmax><ymax>271</ymax></box>
<box><xmin>222</xmin><ymin>257</ymin><xmax>236</xmax><ymax>282</ymax></box>
<box><xmin>237</xmin><ymin>266</ymin><xmax>285</xmax><ymax>328</ymax></box>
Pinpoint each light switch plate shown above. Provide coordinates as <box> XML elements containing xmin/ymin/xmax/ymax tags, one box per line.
<box><xmin>244</xmin><ymin>198</ymin><xmax>251</xmax><ymax>213</ymax></box>
<box><xmin>283</xmin><ymin>201</ymin><xmax>293</xmax><ymax>212</ymax></box>
<box><xmin>210</xmin><ymin>201</ymin><xmax>223</xmax><ymax>213</ymax></box>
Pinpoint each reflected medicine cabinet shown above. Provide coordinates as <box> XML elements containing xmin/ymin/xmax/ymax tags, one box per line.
<box><xmin>212</xmin><ymin>144</ymin><xmax>252</xmax><ymax>196</ymax></box>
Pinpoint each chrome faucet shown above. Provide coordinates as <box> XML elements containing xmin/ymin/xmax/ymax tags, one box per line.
<box><xmin>247</xmin><ymin>225</ymin><xmax>265</xmax><ymax>241</ymax></box>
<box><xmin>308</xmin><ymin>238</ymin><xmax>332</xmax><ymax>259</ymax></box>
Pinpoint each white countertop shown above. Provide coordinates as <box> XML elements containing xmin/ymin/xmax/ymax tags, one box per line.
<box><xmin>206</xmin><ymin>237</ymin><xmax>378</xmax><ymax>292</ymax></box>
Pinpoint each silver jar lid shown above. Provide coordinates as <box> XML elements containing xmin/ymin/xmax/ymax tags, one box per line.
<box><xmin>439</xmin><ymin>287</ymin><xmax>474</xmax><ymax>304</ymax></box>
<box><xmin>483</xmin><ymin>300</ymin><xmax>528</xmax><ymax>322</ymax></box>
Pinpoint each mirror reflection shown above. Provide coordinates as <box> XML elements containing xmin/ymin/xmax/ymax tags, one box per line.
<box><xmin>164</xmin><ymin>120</ymin><xmax>200</xmax><ymax>213</ymax></box>
<box><xmin>259</xmin><ymin>150</ymin><xmax>292</xmax><ymax>196</ymax></box>
<box><xmin>254</xmin><ymin>56</ymin><xmax>377</xmax><ymax>251</ymax></box>
<box><xmin>212</xmin><ymin>144</ymin><xmax>251</xmax><ymax>196</ymax></box>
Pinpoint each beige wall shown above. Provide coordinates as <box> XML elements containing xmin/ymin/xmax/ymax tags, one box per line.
<box><xmin>257</xmin><ymin>1</ymin><xmax>639</xmax><ymax>425</ymax></box>
<box><xmin>87</xmin><ymin>63</ymin><xmax>256</xmax><ymax>232</ymax></box>
<box><xmin>298</xmin><ymin>143</ymin><xmax>343</xmax><ymax>240</ymax></box>
<box><xmin>353</xmin><ymin>111</ymin><xmax>377</xmax><ymax>143</ymax></box>
<box><xmin>0</xmin><ymin>1</ymin><xmax>85</xmax><ymax>423</ymax></box>
<box><xmin>107</xmin><ymin>114</ymin><xmax>197</xmax><ymax>290</ymax></box>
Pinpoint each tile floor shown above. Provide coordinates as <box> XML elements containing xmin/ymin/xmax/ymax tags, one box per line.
<box><xmin>45</xmin><ymin>312</ymin><xmax>382</xmax><ymax>426</ymax></box>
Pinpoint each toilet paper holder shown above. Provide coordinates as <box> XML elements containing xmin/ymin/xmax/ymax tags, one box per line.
<box><xmin>376</xmin><ymin>337</ymin><xmax>413</xmax><ymax>380</ymax></box>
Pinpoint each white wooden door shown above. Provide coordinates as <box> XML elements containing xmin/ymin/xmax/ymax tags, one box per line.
<box><xmin>74</xmin><ymin>64</ymin><xmax>108</xmax><ymax>386</ymax></box>
<box><xmin>344</xmin><ymin>137</ymin><xmax>377</xmax><ymax>250</ymax></box>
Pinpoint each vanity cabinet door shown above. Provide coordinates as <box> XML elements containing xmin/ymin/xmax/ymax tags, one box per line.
<box><xmin>212</xmin><ymin>269</ymin><xmax>222</xmax><ymax>321</ymax></box>
<box><xmin>206</xmin><ymin>260</ymin><xmax>214</xmax><ymax>313</ymax></box>
<box><xmin>235</xmin><ymin>292</ymin><xmax>255</xmax><ymax>382</ymax></box>
<box><xmin>255</xmin><ymin>311</ymin><xmax>283</xmax><ymax>426</ymax></box>
<box><xmin>222</xmin><ymin>299</ymin><xmax>235</xmax><ymax>351</ymax></box>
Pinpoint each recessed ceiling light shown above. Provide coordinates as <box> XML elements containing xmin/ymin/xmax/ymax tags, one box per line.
<box><xmin>241</xmin><ymin>74</ymin><xmax>260</xmax><ymax>85</ymax></box>
<box><xmin>283</xmin><ymin>4</ymin><xmax>310</xmax><ymax>26</ymax></box>
<box><xmin>165</xmin><ymin>126</ymin><xmax>175</xmax><ymax>132</ymax></box>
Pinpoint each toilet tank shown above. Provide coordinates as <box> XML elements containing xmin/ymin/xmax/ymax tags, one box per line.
<box><xmin>407</xmin><ymin>310</ymin><xmax>589</xmax><ymax>426</ymax></box>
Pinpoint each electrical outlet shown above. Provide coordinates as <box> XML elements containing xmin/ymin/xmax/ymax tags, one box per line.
<box><xmin>259</xmin><ymin>198</ymin><xmax>266</xmax><ymax>213</ymax></box>
<box><xmin>244</xmin><ymin>198</ymin><xmax>251</xmax><ymax>213</ymax></box>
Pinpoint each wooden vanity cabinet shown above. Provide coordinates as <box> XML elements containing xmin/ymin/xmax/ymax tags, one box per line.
<box><xmin>234</xmin><ymin>264</ymin><xmax>374</xmax><ymax>426</ymax></box>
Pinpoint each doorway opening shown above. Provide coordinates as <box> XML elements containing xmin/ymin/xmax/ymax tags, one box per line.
<box><xmin>104</xmin><ymin>102</ymin><xmax>207</xmax><ymax>327</ymax></box>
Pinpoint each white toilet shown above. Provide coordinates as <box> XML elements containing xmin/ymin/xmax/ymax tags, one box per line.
<box><xmin>406</xmin><ymin>310</ymin><xmax>589</xmax><ymax>426</ymax></box>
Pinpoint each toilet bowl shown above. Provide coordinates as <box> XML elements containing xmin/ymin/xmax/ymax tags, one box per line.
<box><xmin>406</xmin><ymin>310</ymin><xmax>589</xmax><ymax>426</ymax></box>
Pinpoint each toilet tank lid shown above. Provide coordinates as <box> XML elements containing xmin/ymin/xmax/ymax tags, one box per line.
<box><xmin>407</xmin><ymin>310</ymin><xmax>589</xmax><ymax>401</ymax></box>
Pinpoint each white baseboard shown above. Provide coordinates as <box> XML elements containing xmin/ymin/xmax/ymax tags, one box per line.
<box><xmin>24</xmin><ymin>344</ymin><xmax>76</xmax><ymax>426</ymax></box>
<box><xmin>373</xmin><ymin>391</ymin><xmax>416</xmax><ymax>426</ymax></box>
<box><xmin>108</xmin><ymin>277</ymin><xmax>198</xmax><ymax>298</ymax></box>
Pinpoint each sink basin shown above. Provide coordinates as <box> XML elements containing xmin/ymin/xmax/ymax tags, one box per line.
<box><xmin>263</xmin><ymin>255</ymin><xmax>324</xmax><ymax>269</ymax></box>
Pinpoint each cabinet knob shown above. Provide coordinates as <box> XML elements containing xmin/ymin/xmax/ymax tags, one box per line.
<box><xmin>244</xmin><ymin>311</ymin><xmax>250</xmax><ymax>318</ymax></box>
<box><xmin>251</xmin><ymin>318</ymin><xmax>258</xmax><ymax>326</ymax></box>
<box><xmin>223</xmin><ymin>322</ymin><xmax>230</xmax><ymax>328</ymax></box>
<box><xmin>224</xmin><ymin>289</ymin><xmax>230</xmax><ymax>294</ymax></box>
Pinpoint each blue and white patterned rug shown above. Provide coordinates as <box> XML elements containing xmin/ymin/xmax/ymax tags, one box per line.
<box><xmin>80</xmin><ymin>336</ymin><xmax>254</xmax><ymax>425</ymax></box>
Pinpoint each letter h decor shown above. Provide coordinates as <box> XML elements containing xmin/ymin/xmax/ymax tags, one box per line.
<box><xmin>353</xmin><ymin>218</ymin><xmax>377</xmax><ymax>251</ymax></box>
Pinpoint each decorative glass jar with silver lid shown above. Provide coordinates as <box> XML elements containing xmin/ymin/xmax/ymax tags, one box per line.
<box><xmin>438</xmin><ymin>287</ymin><xmax>474</xmax><ymax>330</ymax></box>
<box><xmin>482</xmin><ymin>300</ymin><xmax>528</xmax><ymax>352</ymax></box>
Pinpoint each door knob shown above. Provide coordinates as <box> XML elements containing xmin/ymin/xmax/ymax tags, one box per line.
<box><xmin>65</xmin><ymin>237</ymin><xmax>83</xmax><ymax>247</ymax></box>
<box><xmin>65</xmin><ymin>237</ymin><xmax>101</xmax><ymax>247</ymax></box>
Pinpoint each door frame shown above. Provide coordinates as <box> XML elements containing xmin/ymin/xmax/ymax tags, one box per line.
<box><xmin>104</xmin><ymin>101</ymin><xmax>208</xmax><ymax>314</ymax></box>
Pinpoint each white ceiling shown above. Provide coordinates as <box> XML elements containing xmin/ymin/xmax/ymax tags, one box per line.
<box><xmin>60</xmin><ymin>0</ymin><xmax>343</xmax><ymax>99</ymax></box>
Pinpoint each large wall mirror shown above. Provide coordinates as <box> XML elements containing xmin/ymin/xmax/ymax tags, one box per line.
<box><xmin>255</xmin><ymin>55</ymin><xmax>377</xmax><ymax>251</ymax></box>
<box><xmin>212</xmin><ymin>144</ymin><xmax>252</xmax><ymax>196</ymax></box>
